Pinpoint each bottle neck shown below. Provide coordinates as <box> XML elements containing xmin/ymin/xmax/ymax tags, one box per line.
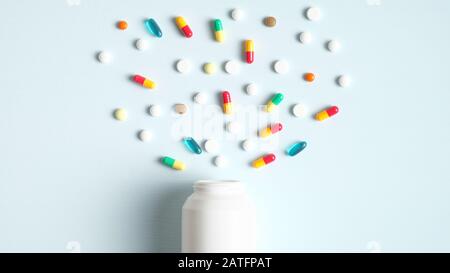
<box><xmin>193</xmin><ymin>180</ymin><xmax>245</xmax><ymax>195</ymax></box>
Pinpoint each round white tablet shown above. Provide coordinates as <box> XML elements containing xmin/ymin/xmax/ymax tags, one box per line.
<box><xmin>306</xmin><ymin>7</ymin><xmax>321</xmax><ymax>21</ymax></box>
<box><xmin>298</xmin><ymin>32</ymin><xmax>312</xmax><ymax>44</ymax></box>
<box><xmin>327</xmin><ymin>40</ymin><xmax>341</xmax><ymax>52</ymax></box>
<box><xmin>224</xmin><ymin>60</ymin><xmax>240</xmax><ymax>74</ymax></box>
<box><xmin>176</xmin><ymin>59</ymin><xmax>191</xmax><ymax>74</ymax></box>
<box><xmin>148</xmin><ymin>104</ymin><xmax>162</xmax><ymax>117</ymax></box>
<box><xmin>194</xmin><ymin>92</ymin><xmax>207</xmax><ymax>104</ymax></box>
<box><xmin>138</xmin><ymin>130</ymin><xmax>152</xmax><ymax>142</ymax></box>
<box><xmin>337</xmin><ymin>75</ymin><xmax>351</xmax><ymax>87</ymax></box>
<box><xmin>230</xmin><ymin>8</ymin><xmax>244</xmax><ymax>21</ymax></box>
<box><xmin>274</xmin><ymin>60</ymin><xmax>289</xmax><ymax>74</ymax></box>
<box><xmin>97</xmin><ymin>51</ymin><xmax>112</xmax><ymax>64</ymax></box>
<box><xmin>242</xmin><ymin>139</ymin><xmax>256</xmax><ymax>151</ymax></box>
<box><xmin>214</xmin><ymin>155</ymin><xmax>229</xmax><ymax>168</ymax></box>
<box><xmin>226</xmin><ymin>121</ymin><xmax>241</xmax><ymax>134</ymax></box>
<box><xmin>292</xmin><ymin>104</ymin><xmax>308</xmax><ymax>118</ymax></box>
<box><xmin>135</xmin><ymin>39</ymin><xmax>150</xmax><ymax>51</ymax></box>
<box><xmin>204</xmin><ymin>139</ymin><xmax>220</xmax><ymax>153</ymax></box>
<box><xmin>245</xmin><ymin>83</ymin><xmax>258</xmax><ymax>96</ymax></box>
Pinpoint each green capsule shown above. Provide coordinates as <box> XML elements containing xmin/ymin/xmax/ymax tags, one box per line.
<box><xmin>266</xmin><ymin>93</ymin><xmax>284</xmax><ymax>112</ymax></box>
<box><xmin>214</xmin><ymin>19</ymin><xmax>223</xmax><ymax>31</ymax></box>
<box><xmin>271</xmin><ymin>93</ymin><xmax>284</xmax><ymax>105</ymax></box>
<box><xmin>161</xmin><ymin>156</ymin><xmax>186</xmax><ymax>170</ymax></box>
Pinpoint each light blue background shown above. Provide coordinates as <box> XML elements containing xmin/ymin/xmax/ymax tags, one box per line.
<box><xmin>1</xmin><ymin>0</ymin><xmax>449</xmax><ymax>252</ymax></box>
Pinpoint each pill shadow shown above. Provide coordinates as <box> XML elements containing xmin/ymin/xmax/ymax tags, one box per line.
<box><xmin>289</xmin><ymin>104</ymin><xmax>296</xmax><ymax>116</ymax></box>
<box><xmin>270</xmin><ymin>61</ymin><xmax>278</xmax><ymax>73</ymax></box>
<box><xmin>128</xmin><ymin>74</ymin><xmax>136</xmax><ymax>82</ymax></box>
<box><xmin>302</xmin><ymin>8</ymin><xmax>309</xmax><ymax>19</ymax></box>
<box><xmin>208</xmin><ymin>19</ymin><xmax>216</xmax><ymax>41</ymax></box>
<box><xmin>241</xmin><ymin>40</ymin><xmax>247</xmax><ymax>63</ymax></box>
<box><xmin>143</xmin><ymin>181</ymin><xmax>192</xmax><ymax>252</ymax></box>
<box><xmin>216</xmin><ymin>91</ymin><xmax>223</xmax><ymax>110</ymax></box>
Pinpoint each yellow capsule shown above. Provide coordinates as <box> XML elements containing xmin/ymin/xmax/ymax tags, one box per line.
<box><xmin>265</xmin><ymin>101</ymin><xmax>275</xmax><ymax>112</ymax></box>
<box><xmin>175</xmin><ymin>16</ymin><xmax>187</xmax><ymax>28</ymax></box>
<box><xmin>215</xmin><ymin>31</ymin><xmax>224</xmax><ymax>42</ymax></box>
<box><xmin>252</xmin><ymin>154</ymin><xmax>276</xmax><ymax>168</ymax></box>
<box><xmin>259</xmin><ymin>127</ymin><xmax>272</xmax><ymax>138</ymax></box>
<box><xmin>315</xmin><ymin>106</ymin><xmax>339</xmax><ymax>121</ymax></box>
<box><xmin>315</xmin><ymin>111</ymin><xmax>329</xmax><ymax>121</ymax></box>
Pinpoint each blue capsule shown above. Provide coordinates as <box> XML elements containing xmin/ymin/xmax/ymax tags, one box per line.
<box><xmin>286</xmin><ymin>141</ymin><xmax>307</xmax><ymax>157</ymax></box>
<box><xmin>183</xmin><ymin>137</ymin><xmax>202</xmax><ymax>154</ymax></box>
<box><xmin>145</xmin><ymin>18</ymin><xmax>162</xmax><ymax>38</ymax></box>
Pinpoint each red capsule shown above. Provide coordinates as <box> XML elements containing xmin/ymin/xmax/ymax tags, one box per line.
<box><xmin>222</xmin><ymin>91</ymin><xmax>232</xmax><ymax>115</ymax></box>
<box><xmin>252</xmin><ymin>153</ymin><xmax>276</xmax><ymax>168</ymax></box>
<box><xmin>245</xmin><ymin>40</ymin><xmax>254</xmax><ymax>64</ymax></box>
<box><xmin>175</xmin><ymin>16</ymin><xmax>193</xmax><ymax>38</ymax></box>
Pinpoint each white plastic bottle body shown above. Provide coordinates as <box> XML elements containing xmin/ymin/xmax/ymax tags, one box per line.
<box><xmin>182</xmin><ymin>180</ymin><xmax>256</xmax><ymax>253</ymax></box>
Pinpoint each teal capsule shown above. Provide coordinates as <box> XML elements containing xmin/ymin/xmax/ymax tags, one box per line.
<box><xmin>286</xmin><ymin>141</ymin><xmax>307</xmax><ymax>156</ymax></box>
<box><xmin>183</xmin><ymin>137</ymin><xmax>202</xmax><ymax>154</ymax></box>
<box><xmin>145</xmin><ymin>18</ymin><xmax>162</xmax><ymax>38</ymax></box>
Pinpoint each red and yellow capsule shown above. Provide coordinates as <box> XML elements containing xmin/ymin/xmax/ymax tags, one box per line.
<box><xmin>259</xmin><ymin>123</ymin><xmax>283</xmax><ymax>138</ymax></box>
<box><xmin>252</xmin><ymin>153</ymin><xmax>276</xmax><ymax>168</ymax></box>
<box><xmin>315</xmin><ymin>106</ymin><xmax>339</xmax><ymax>121</ymax></box>
<box><xmin>133</xmin><ymin>74</ymin><xmax>156</xmax><ymax>89</ymax></box>
<box><xmin>175</xmin><ymin>16</ymin><xmax>193</xmax><ymax>38</ymax></box>
<box><xmin>222</xmin><ymin>91</ymin><xmax>232</xmax><ymax>115</ymax></box>
<box><xmin>245</xmin><ymin>40</ymin><xmax>254</xmax><ymax>64</ymax></box>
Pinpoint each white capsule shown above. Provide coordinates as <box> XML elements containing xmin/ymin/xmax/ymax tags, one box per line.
<box><xmin>214</xmin><ymin>155</ymin><xmax>229</xmax><ymax>168</ymax></box>
<box><xmin>292</xmin><ymin>104</ymin><xmax>308</xmax><ymax>118</ymax></box>
<box><xmin>245</xmin><ymin>83</ymin><xmax>258</xmax><ymax>96</ymax></box>
<box><xmin>306</xmin><ymin>7</ymin><xmax>321</xmax><ymax>21</ymax></box>
<box><xmin>138</xmin><ymin>130</ymin><xmax>152</xmax><ymax>142</ymax></box>
<box><xmin>224</xmin><ymin>60</ymin><xmax>240</xmax><ymax>74</ymax></box>
<box><xmin>97</xmin><ymin>51</ymin><xmax>112</xmax><ymax>64</ymax></box>
<box><xmin>337</xmin><ymin>75</ymin><xmax>351</xmax><ymax>87</ymax></box>
<box><xmin>274</xmin><ymin>60</ymin><xmax>289</xmax><ymax>74</ymax></box>
<box><xmin>176</xmin><ymin>59</ymin><xmax>191</xmax><ymax>74</ymax></box>
<box><xmin>226</xmin><ymin>121</ymin><xmax>241</xmax><ymax>134</ymax></box>
<box><xmin>148</xmin><ymin>104</ymin><xmax>162</xmax><ymax>117</ymax></box>
<box><xmin>194</xmin><ymin>92</ymin><xmax>207</xmax><ymax>104</ymax></box>
<box><xmin>204</xmin><ymin>139</ymin><xmax>220</xmax><ymax>153</ymax></box>
<box><xmin>135</xmin><ymin>38</ymin><xmax>150</xmax><ymax>51</ymax></box>
<box><xmin>230</xmin><ymin>8</ymin><xmax>244</xmax><ymax>21</ymax></box>
<box><xmin>298</xmin><ymin>32</ymin><xmax>312</xmax><ymax>44</ymax></box>
<box><xmin>241</xmin><ymin>139</ymin><xmax>256</xmax><ymax>151</ymax></box>
<box><xmin>327</xmin><ymin>40</ymin><xmax>341</xmax><ymax>52</ymax></box>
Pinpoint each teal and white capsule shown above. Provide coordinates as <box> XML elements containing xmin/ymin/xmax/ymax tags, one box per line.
<box><xmin>213</xmin><ymin>19</ymin><xmax>224</xmax><ymax>42</ymax></box>
<box><xmin>265</xmin><ymin>93</ymin><xmax>284</xmax><ymax>112</ymax></box>
<box><xmin>286</xmin><ymin>141</ymin><xmax>307</xmax><ymax>157</ymax></box>
<box><xmin>183</xmin><ymin>137</ymin><xmax>202</xmax><ymax>154</ymax></box>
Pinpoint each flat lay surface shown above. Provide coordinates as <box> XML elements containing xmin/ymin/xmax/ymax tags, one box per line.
<box><xmin>1</xmin><ymin>0</ymin><xmax>449</xmax><ymax>252</ymax></box>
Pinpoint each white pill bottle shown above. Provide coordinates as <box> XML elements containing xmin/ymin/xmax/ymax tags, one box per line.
<box><xmin>182</xmin><ymin>180</ymin><xmax>256</xmax><ymax>253</ymax></box>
